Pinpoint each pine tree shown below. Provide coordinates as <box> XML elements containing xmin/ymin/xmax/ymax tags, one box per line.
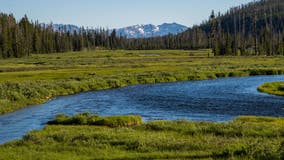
<box><xmin>32</xmin><ymin>22</ymin><xmax>42</xmax><ymax>54</ymax></box>
<box><xmin>1</xmin><ymin>16</ymin><xmax>9</xmax><ymax>58</ymax></box>
<box><xmin>110</xmin><ymin>29</ymin><xmax>117</xmax><ymax>50</ymax></box>
<box><xmin>210</xmin><ymin>10</ymin><xmax>218</xmax><ymax>56</ymax></box>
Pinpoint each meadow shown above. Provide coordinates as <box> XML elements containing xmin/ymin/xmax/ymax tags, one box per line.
<box><xmin>0</xmin><ymin>114</ymin><xmax>283</xmax><ymax>159</ymax></box>
<box><xmin>1</xmin><ymin>49</ymin><xmax>284</xmax><ymax>114</ymax></box>
<box><xmin>0</xmin><ymin>50</ymin><xmax>284</xmax><ymax>159</ymax></box>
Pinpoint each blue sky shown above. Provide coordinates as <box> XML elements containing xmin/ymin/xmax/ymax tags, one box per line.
<box><xmin>1</xmin><ymin>0</ymin><xmax>253</xmax><ymax>28</ymax></box>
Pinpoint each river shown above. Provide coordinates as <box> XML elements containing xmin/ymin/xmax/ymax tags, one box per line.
<box><xmin>0</xmin><ymin>75</ymin><xmax>283</xmax><ymax>144</ymax></box>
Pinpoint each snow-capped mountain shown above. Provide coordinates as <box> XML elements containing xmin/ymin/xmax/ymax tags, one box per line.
<box><xmin>41</xmin><ymin>23</ymin><xmax>80</xmax><ymax>33</ymax></box>
<box><xmin>47</xmin><ymin>23</ymin><xmax>188</xmax><ymax>38</ymax></box>
<box><xmin>52</xmin><ymin>24</ymin><xmax>80</xmax><ymax>33</ymax></box>
<box><xmin>116</xmin><ymin>23</ymin><xmax>188</xmax><ymax>38</ymax></box>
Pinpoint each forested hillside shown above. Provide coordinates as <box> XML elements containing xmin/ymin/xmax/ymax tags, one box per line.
<box><xmin>130</xmin><ymin>0</ymin><xmax>284</xmax><ymax>55</ymax></box>
<box><xmin>209</xmin><ymin>0</ymin><xmax>284</xmax><ymax>56</ymax></box>
<box><xmin>0</xmin><ymin>13</ymin><xmax>124</xmax><ymax>58</ymax></box>
<box><xmin>0</xmin><ymin>0</ymin><xmax>283</xmax><ymax>58</ymax></box>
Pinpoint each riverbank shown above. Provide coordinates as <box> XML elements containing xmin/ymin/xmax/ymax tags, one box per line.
<box><xmin>0</xmin><ymin>115</ymin><xmax>283</xmax><ymax>159</ymax></box>
<box><xmin>1</xmin><ymin>49</ymin><xmax>284</xmax><ymax>114</ymax></box>
<box><xmin>1</xmin><ymin>75</ymin><xmax>284</xmax><ymax>145</ymax></box>
<box><xmin>258</xmin><ymin>82</ymin><xmax>284</xmax><ymax>96</ymax></box>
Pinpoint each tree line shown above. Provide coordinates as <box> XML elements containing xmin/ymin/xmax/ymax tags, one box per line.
<box><xmin>0</xmin><ymin>13</ymin><xmax>124</xmax><ymax>58</ymax></box>
<box><xmin>129</xmin><ymin>0</ymin><xmax>284</xmax><ymax>55</ymax></box>
<box><xmin>209</xmin><ymin>0</ymin><xmax>284</xmax><ymax>56</ymax></box>
<box><xmin>0</xmin><ymin>12</ymin><xmax>207</xmax><ymax>57</ymax></box>
<box><xmin>0</xmin><ymin>0</ymin><xmax>283</xmax><ymax>58</ymax></box>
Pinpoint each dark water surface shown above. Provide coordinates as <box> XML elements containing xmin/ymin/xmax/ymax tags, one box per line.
<box><xmin>0</xmin><ymin>75</ymin><xmax>284</xmax><ymax>144</ymax></box>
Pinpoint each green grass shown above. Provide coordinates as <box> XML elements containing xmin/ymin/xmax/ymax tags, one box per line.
<box><xmin>0</xmin><ymin>115</ymin><xmax>283</xmax><ymax>159</ymax></box>
<box><xmin>47</xmin><ymin>113</ymin><xmax>143</xmax><ymax>127</ymax></box>
<box><xmin>258</xmin><ymin>82</ymin><xmax>284</xmax><ymax>96</ymax></box>
<box><xmin>1</xmin><ymin>49</ymin><xmax>284</xmax><ymax>114</ymax></box>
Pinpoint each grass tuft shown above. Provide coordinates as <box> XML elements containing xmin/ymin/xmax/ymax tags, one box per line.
<box><xmin>48</xmin><ymin>113</ymin><xmax>142</xmax><ymax>127</ymax></box>
<box><xmin>258</xmin><ymin>82</ymin><xmax>284</xmax><ymax>96</ymax></box>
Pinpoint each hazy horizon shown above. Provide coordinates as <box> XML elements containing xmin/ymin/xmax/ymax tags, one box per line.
<box><xmin>1</xmin><ymin>0</ymin><xmax>253</xmax><ymax>28</ymax></box>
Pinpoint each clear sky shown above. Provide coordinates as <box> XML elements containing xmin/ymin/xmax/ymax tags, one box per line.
<box><xmin>1</xmin><ymin>0</ymin><xmax>253</xmax><ymax>28</ymax></box>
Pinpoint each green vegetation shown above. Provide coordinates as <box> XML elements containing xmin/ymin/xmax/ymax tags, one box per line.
<box><xmin>1</xmin><ymin>0</ymin><xmax>284</xmax><ymax>58</ymax></box>
<box><xmin>0</xmin><ymin>115</ymin><xmax>283</xmax><ymax>159</ymax></box>
<box><xmin>208</xmin><ymin>0</ymin><xmax>284</xmax><ymax>56</ymax></box>
<box><xmin>258</xmin><ymin>82</ymin><xmax>284</xmax><ymax>96</ymax></box>
<box><xmin>1</xmin><ymin>49</ymin><xmax>284</xmax><ymax>114</ymax></box>
<box><xmin>1</xmin><ymin>0</ymin><xmax>283</xmax><ymax>159</ymax></box>
<box><xmin>48</xmin><ymin>113</ymin><xmax>142</xmax><ymax>127</ymax></box>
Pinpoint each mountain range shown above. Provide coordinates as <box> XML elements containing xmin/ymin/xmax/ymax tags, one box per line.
<box><xmin>49</xmin><ymin>23</ymin><xmax>188</xmax><ymax>38</ymax></box>
<box><xmin>116</xmin><ymin>23</ymin><xmax>188</xmax><ymax>38</ymax></box>
<box><xmin>52</xmin><ymin>24</ymin><xmax>80</xmax><ymax>33</ymax></box>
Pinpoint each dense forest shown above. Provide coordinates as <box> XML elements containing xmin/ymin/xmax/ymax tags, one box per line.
<box><xmin>130</xmin><ymin>0</ymin><xmax>284</xmax><ymax>55</ymax></box>
<box><xmin>0</xmin><ymin>0</ymin><xmax>283</xmax><ymax>58</ymax></box>
<box><xmin>209</xmin><ymin>0</ymin><xmax>284</xmax><ymax>56</ymax></box>
<box><xmin>0</xmin><ymin>13</ymin><xmax>122</xmax><ymax>58</ymax></box>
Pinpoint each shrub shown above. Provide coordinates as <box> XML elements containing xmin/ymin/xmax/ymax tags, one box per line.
<box><xmin>47</xmin><ymin>114</ymin><xmax>70</xmax><ymax>125</ymax></box>
<box><xmin>6</xmin><ymin>91</ymin><xmax>26</xmax><ymax>101</ymax></box>
<box><xmin>229</xmin><ymin>71</ymin><xmax>249</xmax><ymax>77</ymax></box>
<box><xmin>215</xmin><ymin>72</ymin><xmax>229</xmax><ymax>78</ymax></box>
<box><xmin>249</xmin><ymin>69</ymin><xmax>279</xmax><ymax>76</ymax></box>
<box><xmin>68</xmin><ymin>113</ymin><xmax>90</xmax><ymax>125</ymax></box>
<box><xmin>107</xmin><ymin>79</ymin><xmax>123</xmax><ymax>88</ymax></box>
<box><xmin>278</xmin><ymin>85</ymin><xmax>284</xmax><ymax>91</ymax></box>
<box><xmin>280</xmin><ymin>140</ymin><xmax>284</xmax><ymax>160</ymax></box>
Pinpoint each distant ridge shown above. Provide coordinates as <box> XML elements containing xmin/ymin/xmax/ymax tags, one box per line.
<box><xmin>40</xmin><ymin>24</ymin><xmax>80</xmax><ymax>33</ymax></box>
<box><xmin>116</xmin><ymin>23</ymin><xmax>188</xmax><ymax>38</ymax></box>
<box><xmin>48</xmin><ymin>23</ymin><xmax>188</xmax><ymax>38</ymax></box>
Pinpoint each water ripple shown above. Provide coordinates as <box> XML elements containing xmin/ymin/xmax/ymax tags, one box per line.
<box><xmin>0</xmin><ymin>75</ymin><xmax>284</xmax><ymax>144</ymax></box>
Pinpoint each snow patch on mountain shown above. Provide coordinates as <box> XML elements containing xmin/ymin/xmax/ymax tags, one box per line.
<box><xmin>48</xmin><ymin>23</ymin><xmax>188</xmax><ymax>38</ymax></box>
<box><xmin>116</xmin><ymin>23</ymin><xmax>188</xmax><ymax>38</ymax></box>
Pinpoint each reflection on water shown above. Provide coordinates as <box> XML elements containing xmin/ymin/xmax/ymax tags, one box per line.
<box><xmin>0</xmin><ymin>75</ymin><xmax>283</xmax><ymax>144</ymax></box>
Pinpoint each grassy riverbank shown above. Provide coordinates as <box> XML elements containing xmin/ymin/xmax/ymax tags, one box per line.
<box><xmin>0</xmin><ymin>115</ymin><xmax>283</xmax><ymax>159</ymax></box>
<box><xmin>1</xmin><ymin>49</ymin><xmax>284</xmax><ymax>114</ymax></box>
<box><xmin>258</xmin><ymin>82</ymin><xmax>284</xmax><ymax>96</ymax></box>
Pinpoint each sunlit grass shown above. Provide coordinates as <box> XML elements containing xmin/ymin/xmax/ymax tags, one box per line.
<box><xmin>47</xmin><ymin>113</ymin><xmax>143</xmax><ymax>127</ymax></box>
<box><xmin>258</xmin><ymin>82</ymin><xmax>284</xmax><ymax>96</ymax></box>
<box><xmin>0</xmin><ymin>49</ymin><xmax>284</xmax><ymax>114</ymax></box>
<box><xmin>0</xmin><ymin>115</ymin><xmax>283</xmax><ymax>159</ymax></box>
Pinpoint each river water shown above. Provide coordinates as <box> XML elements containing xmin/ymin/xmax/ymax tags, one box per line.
<box><xmin>0</xmin><ymin>75</ymin><xmax>283</xmax><ymax>144</ymax></box>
